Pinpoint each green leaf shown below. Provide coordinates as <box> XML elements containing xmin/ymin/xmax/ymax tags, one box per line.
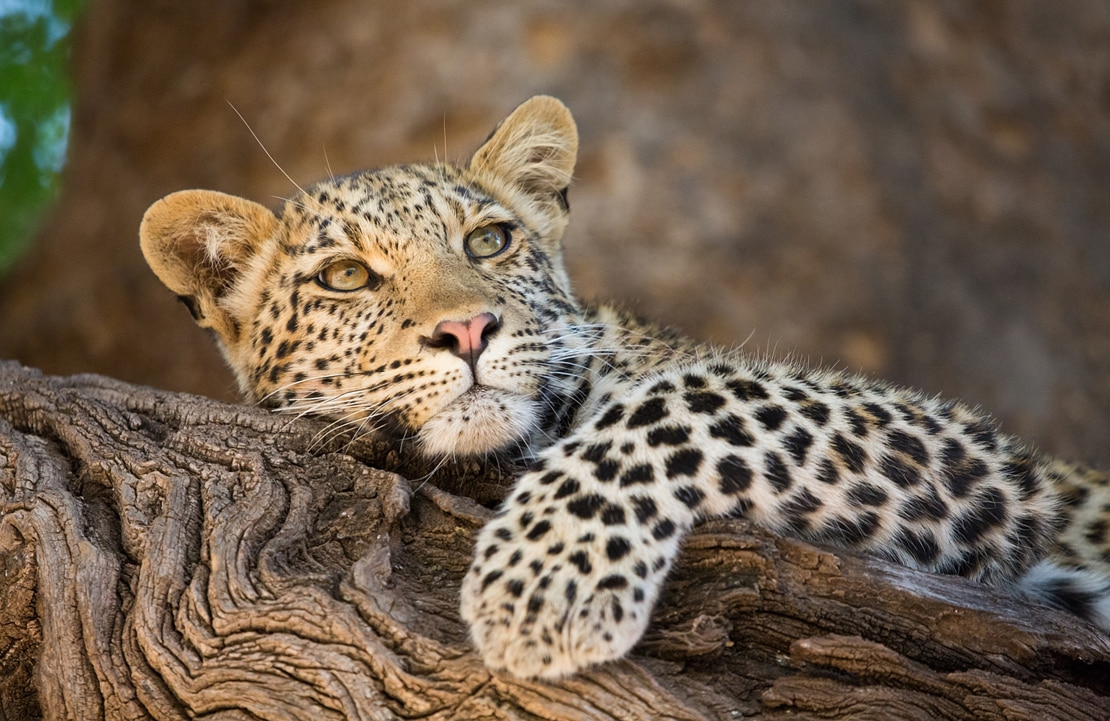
<box><xmin>0</xmin><ymin>0</ymin><xmax>85</xmax><ymax>276</ymax></box>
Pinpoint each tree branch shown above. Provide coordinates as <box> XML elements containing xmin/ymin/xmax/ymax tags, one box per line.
<box><xmin>1</xmin><ymin>361</ymin><xmax>1107</xmax><ymax>720</ymax></box>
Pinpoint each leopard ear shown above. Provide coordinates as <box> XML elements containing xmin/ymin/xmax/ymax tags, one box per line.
<box><xmin>469</xmin><ymin>95</ymin><xmax>578</xmax><ymax>204</ymax></box>
<box><xmin>139</xmin><ymin>189</ymin><xmax>277</xmax><ymax>342</ymax></box>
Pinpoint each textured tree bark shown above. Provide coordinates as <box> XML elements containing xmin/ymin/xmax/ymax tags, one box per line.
<box><xmin>1</xmin><ymin>361</ymin><xmax>1108</xmax><ymax>720</ymax></box>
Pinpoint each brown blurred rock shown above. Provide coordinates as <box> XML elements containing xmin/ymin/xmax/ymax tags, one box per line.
<box><xmin>1</xmin><ymin>0</ymin><xmax>1108</xmax><ymax>465</ymax></box>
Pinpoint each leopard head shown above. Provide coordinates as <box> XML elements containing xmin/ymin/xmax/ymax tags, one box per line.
<box><xmin>140</xmin><ymin>96</ymin><xmax>587</xmax><ymax>457</ymax></box>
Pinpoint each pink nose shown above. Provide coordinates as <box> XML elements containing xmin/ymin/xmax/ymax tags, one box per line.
<box><xmin>424</xmin><ymin>312</ymin><xmax>501</xmax><ymax>368</ymax></box>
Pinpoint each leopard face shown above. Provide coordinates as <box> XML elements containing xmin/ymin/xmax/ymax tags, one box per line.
<box><xmin>140</xmin><ymin>97</ymin><xmax>586</xmax><ymax>456</ymax></box>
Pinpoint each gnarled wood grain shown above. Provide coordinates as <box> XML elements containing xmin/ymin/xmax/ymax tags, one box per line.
<box><xmin>1</xmin><ymin>361</ymin><xmax>1107</xmax><ymax>720</ymax></box>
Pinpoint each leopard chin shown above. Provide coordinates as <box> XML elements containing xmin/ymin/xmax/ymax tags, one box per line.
<box><xmin>416</xmin><ymin>387</ymin><xmax>540</xmax><ymax>458</ymax></box>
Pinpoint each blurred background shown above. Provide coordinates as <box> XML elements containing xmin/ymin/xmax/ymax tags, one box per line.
<box><xmin>1</xmin><ymin>1</ymin><xmax>1108</xmax><ymax>466</ymax></box>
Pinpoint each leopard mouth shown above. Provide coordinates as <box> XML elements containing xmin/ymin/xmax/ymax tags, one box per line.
<box><xmin>416</xmin><ymin>386</ymin><xmax>541</xmax><ymax>457</ymax></box>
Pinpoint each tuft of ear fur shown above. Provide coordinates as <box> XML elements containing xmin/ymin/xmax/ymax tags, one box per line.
<box><xmin>469</xmin><ymin>96</ymin><xmax>578</xmax><ymax>205</ymax></box>
<box><xmin>139</xmin><ymin>189</ymin><xmax>277</xmax><ymax>343</ymax></box>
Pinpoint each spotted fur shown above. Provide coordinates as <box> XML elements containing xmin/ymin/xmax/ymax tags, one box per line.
<box><xmin>141</xmin><ymin>96</ymin><xmax>1110</xmax><ymax>679</ymax></box>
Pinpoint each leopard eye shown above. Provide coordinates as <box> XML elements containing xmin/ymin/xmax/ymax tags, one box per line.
<box><xmin>317</xmin><ymin>260</ymin><xmax>376</xmax><ymax>291</ymax></box>
<box><xmin>464</xmin><ymin>224</ymin><xmax>511</xmax><ymax>259</ymax></box>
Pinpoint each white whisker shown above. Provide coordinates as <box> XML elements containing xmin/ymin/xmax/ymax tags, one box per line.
<box><xmin>226</xmin><ymin>99</ymin><xmax>308</xmax><ymax>198</ymax></box>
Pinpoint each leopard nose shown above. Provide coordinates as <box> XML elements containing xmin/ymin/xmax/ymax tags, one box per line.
<box><xmin>423</xmin><ymin>312</ymin><xmax>502</xmax><ymax>367</ymax></box>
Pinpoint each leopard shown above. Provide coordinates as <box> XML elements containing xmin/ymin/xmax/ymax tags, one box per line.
<box><xmin>139</xmin><ymin>95</ymin><xmax>1110</xmax><ymax>680</ymax></box>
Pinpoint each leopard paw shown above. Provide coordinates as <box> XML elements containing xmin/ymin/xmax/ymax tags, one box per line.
<box><xmin>460</xmin><ymin>489</ymin><xmax>680</xmax><ymax>678</ymax></box>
